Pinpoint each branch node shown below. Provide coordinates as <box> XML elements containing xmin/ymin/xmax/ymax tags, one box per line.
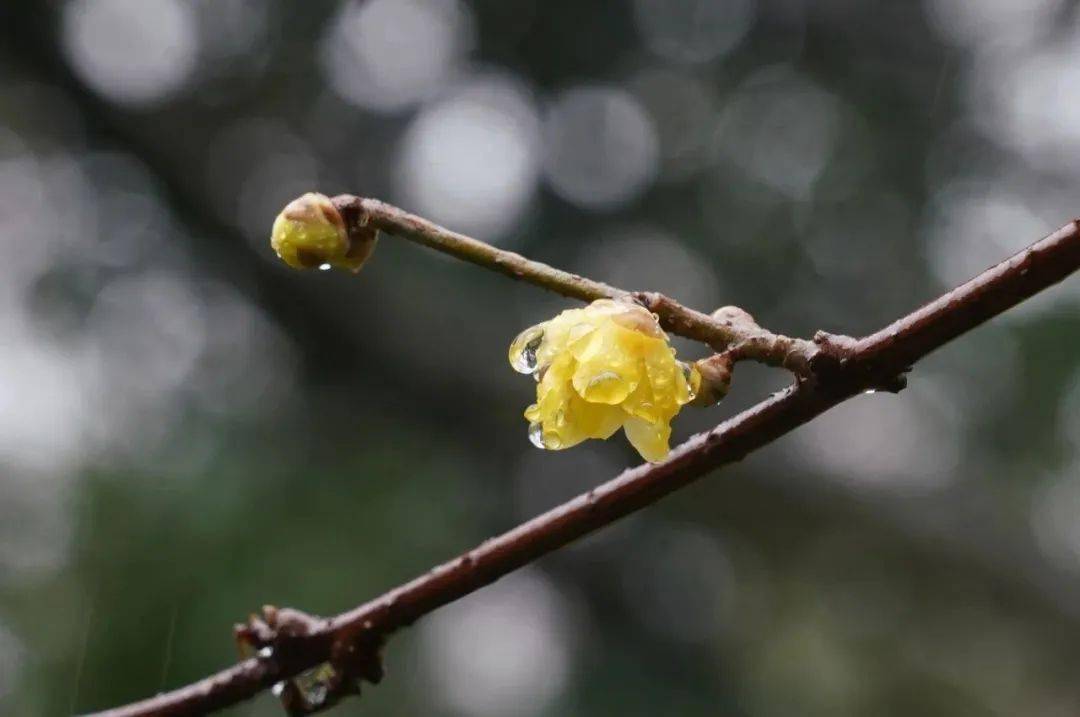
<box><xmin>235</xmin><ymin>605</ymin><xmax>384</xmax><ymax>715</ymax></box>
<box><xmin>692</xmin><ymin>353</ymin><xmax>734</xmax><ymax>406</ymax></box>
<box><xmin>710</xmin><ymin>305</ymin><xmax>758</xmax><ymax>329</ymax></box>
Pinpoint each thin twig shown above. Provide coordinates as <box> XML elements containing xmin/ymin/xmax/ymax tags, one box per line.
<box><xmin>85</xmin><ymin>219</ymin><xmax>1080</xmax><ymax>717</ymax></box>
<box><xmin>334</xmin><ymin>196</ymin><xmax>820</xmax><ymax>375</ymax></box>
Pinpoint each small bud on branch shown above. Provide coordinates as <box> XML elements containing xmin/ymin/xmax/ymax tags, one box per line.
<box><xmin>271</xmin><ymin>193</ymin><xmax>378</xmax><ymax>272</ymax></box>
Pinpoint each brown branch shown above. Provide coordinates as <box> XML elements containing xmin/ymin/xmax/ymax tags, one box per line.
<box><xmin>86</xmin><ymin>219</ymin><xmax>1080</xmax><ymax>717</ymax></box>
<box><xmin>333</xmin><ymin>196</ymin><xmax>819</xmax><ymax>374</ymax></box>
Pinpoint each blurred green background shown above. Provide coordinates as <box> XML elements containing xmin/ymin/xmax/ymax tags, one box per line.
<box><xmin>3</xmin><ymin>1</ymin><xmax>1080</xmax><ymax>715</ymax></box>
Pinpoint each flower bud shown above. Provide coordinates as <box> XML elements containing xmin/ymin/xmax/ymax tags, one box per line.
<box><xmin>270</xmin><ymin>193</ymin><xmax>377</xmax><ymax>272</ymax></box>
<box><xmin>691</xmin><ymin>354</ymin><xmax>733</xmax><ymax>407</ymax></box>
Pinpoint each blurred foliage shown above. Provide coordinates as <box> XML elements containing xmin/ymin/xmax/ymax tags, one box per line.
<box><xmin>2</xmin><ymin>1</ymin><xmax>1080</xmax><ymax>716</ymax></box>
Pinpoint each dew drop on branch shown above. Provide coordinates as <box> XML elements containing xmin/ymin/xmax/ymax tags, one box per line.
<box><xmin>294</xmin><ymin>662</ymin><xmax>338</xmax><ymax>708</ymax></box>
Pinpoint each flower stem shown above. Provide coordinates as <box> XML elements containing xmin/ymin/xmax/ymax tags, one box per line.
<box><xmin>332</xmin><ymin>195</ymin><xmax>822</xmax><ymax>375</ymax></box>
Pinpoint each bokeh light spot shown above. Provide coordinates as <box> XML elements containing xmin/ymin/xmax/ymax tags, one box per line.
<box><xmin>573</xmin><ymin>225</ymin><xmax>722</xmax><ymax>313</ymax></box>
<box><xmin>321</xmin><ymin>0</ymin><xmax>475</xmax><ymax>113</ymax></box>
<box><xmin>787</xmin><ymin>380</ymin><xmax>961</xmax><ymax>493</ymax></box>
<box><xmin>924</xmin><ymin>0</ymin><xmax>1063</xmax><ymax>52</ymax></box>
<box><xmin>633</xmin><ymin>0</ymin><xmax>755</xmax><ymax>64</ymax></box>
<box><xmin>61</xmin><ymin>0</ymin><xmax>199</xmax><ymax>107</ymax></box>
<box><xmin>394</xmin><ymin>74</ymin><xmax>541</xmax><ymax>241</ymax></box>
<box><xmin>543</xmin><ymin>86</ymin><xmax>659</xmax><ymax>210</ymax></box>
<box><xmin>716</xmin><ymin>69</ymin><xmax>843</xmax><ymax>199</ymax></box>
<box><xmin>630</xmin><ymin>69</ymin><xmax>719</xmax><ymax>181</ymax></box>
<box><xmin>418</xmin><ymin>569</ymin><xmax>573</xmax><ymax>716</ymax></box>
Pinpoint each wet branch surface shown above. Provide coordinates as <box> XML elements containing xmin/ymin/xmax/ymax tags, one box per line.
<box><xmin>87</xmin><ymin>219</ymin><xmax>1080</xmax><ymax>717</ymax></box>
<box><xmin>336</xmin><ymin>196</ymin><xmax>820</xmax><ymax>375</ymax></box>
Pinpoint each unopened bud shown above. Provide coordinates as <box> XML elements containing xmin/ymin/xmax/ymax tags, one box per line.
<box><xmin>691</xmin><ymin>354</ymin><xmax>733</xmax><ymax>407</ymax></box>
<box><xmin>270</xmin><ymin>192</ymin><xmax>377</xmax><ymax>272</ymax></box>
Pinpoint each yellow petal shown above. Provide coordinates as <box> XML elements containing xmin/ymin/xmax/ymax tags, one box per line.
<box><xmin>572</xmin><ymin>364</ymin><xmax>638</xmax><ymax>404</ymax></box>
<box><xmin>535</xmin><ymin>308</ymin><xmax>591</xmax><ymax>368</ymax></box>
<box><xmin>609</xmin><ymin>303</ymin><xmax>665</xmax><ymax>338</ymax></box>
<box><xmin>568</xmin><ymin>392</ymin><xmax>625</xmax><ymax>439</ymax></box>
<box><xmin>568</xmin><ymin>323</ymin><xmax>643</xmax><ymax>403</ymax></box>
<box><xmin>621</xmin><ymin>376</ymin><xmax>663</xmax><ymax>423</ymax></box>
<box><xmin>543</xmin><ymin>385</ymin><xmax>624</xmax><ymax>448</ymax></box>
<box><xmin>623</xmin><ymin>416</ymin><xmax>671</xmax><ymax>462</ymax></box>
<box><xmin>674</xmin><ymin>361</ymin><xmax>700</xmax><ymax>405</ymax></box>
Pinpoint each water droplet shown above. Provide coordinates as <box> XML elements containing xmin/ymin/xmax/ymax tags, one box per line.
<box><xmin>301</xmin><ymin>682</ymin><xmax>328</xmax><ymax>707</ymax></box>
<box><xmin>528</xmin><ymin>421</ymin><xmax>546</xmax><ymax>449</ymax></box>
<box><xmin>293</xmin><ymin>663</ymin><xmax>337</xmax><ymax>708</ymax></box>
<box><xmin>509</xmin><ymin>325</ymin><xmax>545</xmax><ymax>374</ymax></box>
<box><xmin>679</xmin><ymin>361</ymin><xmax>698</xmax><ymax>401</ymax></box>
<box><xmin>257</xmin><ymin>646</ymin><xmax>273</xmax><ymax>659</ymax></box>
<box><xmin>271</xmin><ymin>682</ymin><xmax>286</xmax><ymax>697</ymax></box>
<box><xmin>580</xmin><ymin>370</ymin><xmax>628</xmax><ymax>403</ymax></box>
<box><xmin>586</xmin><ymin>371</ymin><xmax>620</xmax><ymax>390</ymax></box>
<box><xmin>318</xmin><ymin>263</ymin><xmax>332</xmax><ymax>271</ymax></box>
<box><xmin>863</xmin><ymin>388</ymin><xmax>878</xmax><ymax>395</ymax></box>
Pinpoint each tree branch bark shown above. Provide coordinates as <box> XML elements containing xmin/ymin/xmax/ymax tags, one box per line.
<box><xmin>334</xmin><ymin>196</ymin><xmax>820</xmax><ymax>374</ymax></box>
<box><xmin>86</xmin><ymin>219</ymin><xmax>1080</xmax><ymax>717</ymax></box>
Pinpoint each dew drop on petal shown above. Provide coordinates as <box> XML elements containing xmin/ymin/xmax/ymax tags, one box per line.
<box><xmin>543</xmin><ymin>429</ymin><xmax>564</xmax><ymax>450</ymax></box>
<box><xmin>318</xmin><ymin>263</ymin><xmax>332</xmax><ymax>271</ymax></box>
<box><xmin>678</xmin><ymin>361</ymin><xmax>698</xmax><ymax>401</ymax></box>
<box><xmin>529</xmin><ymin>421</ymin><xmax>546</xmax><ymax>449</ymax></box>
<box><xmin>509</xmin><ymin>325</ymin><xmax>545</xmax><ymax>373</ymax></box>
<box><xmin>581</xmin><ymin>370</ymin><xmax>626</xmax><ymax>403</ymax></box>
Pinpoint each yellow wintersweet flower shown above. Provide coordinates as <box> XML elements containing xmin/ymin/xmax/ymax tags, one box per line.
<box><xmin>270</xmin><ymin>192</ymin><xmax>376</xmax><ymax>272</ymax></box>
<box><xmin>509</xmin><ymin>299</ymin><xmax>700</xmax><ymax>462</ymax></box>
